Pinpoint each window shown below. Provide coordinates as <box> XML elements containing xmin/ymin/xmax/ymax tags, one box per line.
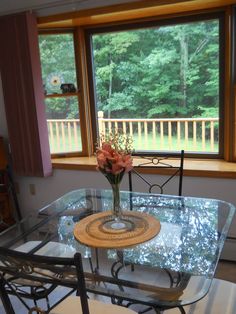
<box><xmin>39</xmin><ymin>33</ymin><xmax>83</xmax><ymax>155</ymax></box>
<box><xmin>86</xmin><ymin>13</ymin><xmax>224</xmax><ymax>157</ymax></box>
<box><xmin>37</xmin><ymin>9</ymin><xmax>233</xmax><ymax>161</ymax></box>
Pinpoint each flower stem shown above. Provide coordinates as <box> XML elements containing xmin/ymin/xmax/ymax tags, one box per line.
<box><xmin>111</xmin><ymin>183</ymin><xmax>121</xmax><ymax>218</ymax></box>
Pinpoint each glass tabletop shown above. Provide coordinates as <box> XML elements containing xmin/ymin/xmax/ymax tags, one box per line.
<box><xmin>0</xmin><ymin>188</ymin><xmax>235</xmax><ymax>308</ymax></box>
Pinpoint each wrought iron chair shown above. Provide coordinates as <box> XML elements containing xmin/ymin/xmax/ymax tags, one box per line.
<box><xmin>0</xmin><ymin>240</ymin><xmax>77</xmax><ymax>311</ymax></box>
<box><xmin>0</xmin><ymin>247</ymin><xmax>136</xmax><ymax>314</ymax></box>
<box><xmin>111</xmin><ymin>150</ymin><xmax>185</xmax><ymax>313</ymax></box>
<box><xmin>128</xmin><ymin>150</ymin><xmax>184</xmax><ymax>196</ymax></box>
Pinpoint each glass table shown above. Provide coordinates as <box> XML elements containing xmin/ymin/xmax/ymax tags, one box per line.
<box><xmin>0</xmin><ymin>189</ymin><xmax>235</xmax><ymax>312</ymax></box>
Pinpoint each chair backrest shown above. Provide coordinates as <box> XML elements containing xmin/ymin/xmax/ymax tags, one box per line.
<box><xmin>129</xmin><ymin>150</ymin><xmax>184</xmax><ymax>196</ymax></box>
<box><xmin>0</xmin><ymin>247</ymin><xmax>90</xmax><ymax>314</ymax></box>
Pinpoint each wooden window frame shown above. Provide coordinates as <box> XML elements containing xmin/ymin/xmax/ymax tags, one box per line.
<box><xmin>231</xmin><ymin>5</ymin><xmax>236</xmax><ymax>161</ymax></box>
<box><xmin>39</xmin><ymin>29</ymin><xmax>92</xmax><ymax>158</ymax></box>
<box><xmin>38</xmin><ymin>4</ymin><xmax>236</xmax><ymax>163</ymax></box>
<box><xmin>84</xmin><ymin>11</ymin><xmax>225</xmax><ymax>159</ymax></box>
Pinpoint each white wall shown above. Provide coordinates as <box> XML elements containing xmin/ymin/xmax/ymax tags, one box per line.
<box><xmin>15</xmin><ymin>169</ymin><xmax>236</xmax><ymax>221</ymax></box>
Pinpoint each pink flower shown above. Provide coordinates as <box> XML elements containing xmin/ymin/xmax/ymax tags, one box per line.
<box><xmin>122</xmin><ymin>154</ymin><xmax>133</xmax><ymax>172</ymax></box>
<box><xmin>101</xmin><ymin>142</ymin><xmax>114</xmax><ymax>153</ymax></box>
<box><xmin>96</xmin><ymin>153</ymin><xmax>107</xmax><ymax>169</ymax></box>
<box><xmin>96</xmin><ymin>132</ymin><xmax>133</xmax><ymax>183</ymax></box>
<box><xmin>111</xmin><ymin>162</ymin><xmax>124</xmax><ymax>175</ymax></box>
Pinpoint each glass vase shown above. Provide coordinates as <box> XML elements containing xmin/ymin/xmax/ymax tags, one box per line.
<box><xmin>110</xmin><ymin>183</ymin><xmax>127</xmax><ymax>229</ymax></box>
<box><xmin>111</xmin><ymin>183</ymin><xmax>121</xmax><ymax>216</ymax></box>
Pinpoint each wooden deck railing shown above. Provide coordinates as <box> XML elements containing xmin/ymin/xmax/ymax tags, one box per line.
<box><xmin>47</xmin><ymin>114</ymin><xmax>219</xmax><ymax>153</ymax></box>
<box><xmin>47</xmin><ymin>119</ymin><xmax>81</xmax><ymax>153</ymax></box>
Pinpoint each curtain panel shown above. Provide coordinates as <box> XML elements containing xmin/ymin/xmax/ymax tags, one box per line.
<box><xmin>0</xmin><ymin>11</ymin><xmax>52</xmax><ymax>177</ymax></box>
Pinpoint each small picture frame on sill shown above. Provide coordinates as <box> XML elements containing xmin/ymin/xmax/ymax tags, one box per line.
<box><xmin>60</xmin><ymin>83</ymin><xmax>76</xmax><ymax>94</ymax></box>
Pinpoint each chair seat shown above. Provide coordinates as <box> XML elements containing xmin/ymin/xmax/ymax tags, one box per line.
<box><xmin>166</xmin><ymin>278</ymin><xmax>236</xmax><ymax>314</ymax></box>
<box><xmin>50</xmin><ymin>296</ymin><xmax>136</xmax><ymax>314</ymax></box>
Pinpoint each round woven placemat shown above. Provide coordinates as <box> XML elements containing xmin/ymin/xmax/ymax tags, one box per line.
<box><xmin>74</xmin><ymin>210</ymin><xmax>161</xmax><ymax>248</ymax></box>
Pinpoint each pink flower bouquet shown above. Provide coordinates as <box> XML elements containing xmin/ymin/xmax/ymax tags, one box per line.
<box><xmin>96</xmin><ymin>130</ymin><xmax>133</xmax><ymax>227</ymax></box>
<box><xmin>96</xmin><ymin>131</ymin><xmax>133</xmax><ymax>185</ymax></box>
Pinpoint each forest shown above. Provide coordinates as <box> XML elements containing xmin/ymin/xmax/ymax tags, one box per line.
<box><xmin>39</xmin><ymin>18</ymin><xmax>219</xmax><ymax>121</ymax></box>
<box><xmin>38</xmin><ymin>18</ymin><xmax>220</xmax><ymax>153</ymax></box>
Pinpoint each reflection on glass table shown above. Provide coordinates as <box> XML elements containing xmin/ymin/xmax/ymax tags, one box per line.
<box><xmin>0</xmin><ymin>188</ymin><xmax>234</xmax><ymax>312</ymax></box>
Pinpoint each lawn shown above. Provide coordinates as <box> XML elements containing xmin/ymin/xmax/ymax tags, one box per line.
<box><xmin>48</xmin><ymin>128</ymin><xmax>218</xmax><ymax>154</ymax></box>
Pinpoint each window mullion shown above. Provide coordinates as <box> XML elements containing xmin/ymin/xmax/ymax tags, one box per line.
<box><xmin>231</xmin><ymin>6</ymin><xmax>236</xmax><ymax>161</ymax></box>
<box><xmin>74</xmin><ymin>27</ymin><xmax>93</xmax><ymax>156</ymax></box>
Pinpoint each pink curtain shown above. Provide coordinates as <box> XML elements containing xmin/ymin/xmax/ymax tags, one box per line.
<box><xmin>0</xmin><ymin>12</ymin><xmax>52</xmax><ymax>177</ymax></box>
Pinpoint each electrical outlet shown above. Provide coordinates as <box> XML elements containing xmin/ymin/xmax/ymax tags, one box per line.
<box><xmin>29</xmin><ymin>184</ymin><xmax>36</xmax><ymax>195</ymax></box>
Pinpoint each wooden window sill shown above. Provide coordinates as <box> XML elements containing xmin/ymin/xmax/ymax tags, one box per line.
<box><xmin>52</xmin><ymin>157</ymin><xmax>236</xmax><ymax>179</ymax></box>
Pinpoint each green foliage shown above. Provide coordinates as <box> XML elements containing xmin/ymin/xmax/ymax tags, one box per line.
<box><xmin>197</xmin><ymin>106</ymin><xmax>219</xmax><ymax>118</ymax></box>
<box><xmin>39</xmin><ymin>19</ymin><xmax>220</xmax><ymax>123</ymax></box>
<box><xmin>92</xmin><ymin>19</ymin><xmax>220</xmax><ymax>120</ymax></box>
<box><xmin>45</xmin><ymin>97</ymin><xmax>78</xmax><ymax>119</ymax></box>
<box><xmin>39</xmin><ymin>33</ymin><xmax>78</xmax><ymax>119</ymax></box>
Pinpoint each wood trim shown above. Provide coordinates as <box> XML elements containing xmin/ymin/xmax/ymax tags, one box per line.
<box><xmin>37</xmin><ymin>0</ymin><xmax>236</xmax><ymax>28</ymax></box>
<box><xmin>39</xmin><ymin>29</ymin><xmax>74</xmax><ymax>35</ymax></box>
<box><xmin>232</xmin><ymin>7</ymin><xmax>236</xmax><ymax>161</ymax></box>
<box><xmin>74</xmin><ymin>27</ymin><xmax>93</xmax><ymax>156</ymax></box>
<box><xmin>72</xmin><ymin>28</ymin><xmax>88</xmax><ymax>156</ymax></box>
<box><xmin>234</xmin><ymin>85</ymin><xmax>236</xmax><ymax>160</ymax></box>
<box><xmin>83</xmin><ymin>10</ymin><xmax>226</xmax><ymax>160</ymax></box>
<box><xmin>224</xmin><ymin>7</ymin><xmax>232</xmax><ymax>161</ymax></box>
<box><xmin>37</xmin><ymin>0</ymin><xmax>201</xmax><ymax>26</ymax></box>
<box><xmin>83</xmin><ymin>27</ymin><xmax>99</xmax><ymax>154</ymax></box>
<box><xmin>52</xmin><ymin>156</ymin><xmax>236</xmax><ymax>178</ymax></box>
<box><xmin>38</xmin><ymin>29</ymin><xmax>93</xmax><ymax>159</ymax></box>
<box><xmin>45</xmin><ymin>92</ymin><xmax>78</xmax><ymax>98</ymax></box>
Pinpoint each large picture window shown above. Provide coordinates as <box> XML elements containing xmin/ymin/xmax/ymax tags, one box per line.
<box><xmin>86</xmin><ymin>14</ymin><xmax>224</xmax><ymax>156</ymax></box>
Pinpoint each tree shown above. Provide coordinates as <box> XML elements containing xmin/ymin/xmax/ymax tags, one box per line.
<box><xmin>39</xmin><ymin>33</ymin><xmax>78</xmax><ymax>119</ymax></box>
<box><xmin>39</xmin><ymin>19</ymin><xmax>219</xmax><ymax>121</ymax></box>
<box><xmin>92</xmin><ymin>19</ymin><xmax>219</xmax><ymax>120</ymax></box>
